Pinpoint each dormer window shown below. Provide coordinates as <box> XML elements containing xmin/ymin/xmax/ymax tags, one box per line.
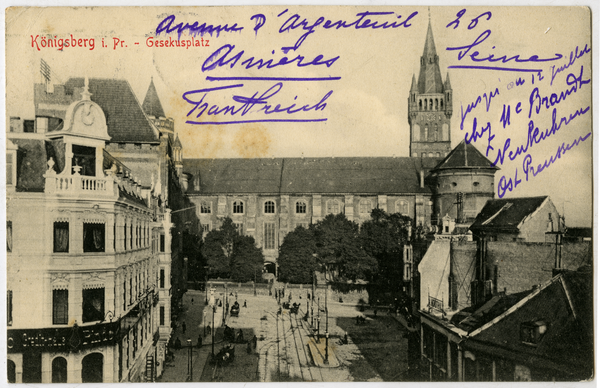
<box><xmin>520</xmin><ymin>320</ymin><xmax>548</xmax><ymax>345</ymax></box>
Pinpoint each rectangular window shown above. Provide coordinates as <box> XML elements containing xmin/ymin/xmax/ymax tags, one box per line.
<box><xmin>6</xmin><ymin>154</ymin><xmax>14</xmax><ymax>186</ymax></box>
<box><xmin>53</xmin><ymin>289</ymin><xmax>68</xmax><ymax>325</ymax></box>
<box><xmin>296</xmin><ymin>201</ymin><xmax>307</xmax><ymax>214</ymax></box>
<box><xmin>7</xmin><ymin>221</ymin><xmax>12</xmax><ymax>252</ymax></box>
<box><xmin>83</xmin><ymin>223</ymin><xmax>105</xmax><ymax>252</ymax></box>
<box><xmin>82</xmin><ymin>288</ymin><xmax>104</xmax><ymax>323</ymax></box>
<box><xmin>201</xmin><ymin>223</ymin><xmax>211</xmax><ymax>235</ymax></box>
<box><xmin>53</xmin><ymin>222</ymin><xmax>69</xmax><ymax>253</ymax></box>
<box><xmin>160</xmin><ymin>306</ymin><xmax>165</xmax><ymax>326</ymax></box>
<box><xmin>201</xmin><ymin>201</ymin><xmax>211</xmax><ymax>213</ymax></box>
<box><xmin>234</xmin><ymin>222</ymin><xmax>243</xmax><ymax>234</ymax></box>
<box><xmin>160</xmin><ymin>234</ymin><xmax>165</xmax><ymax>252</ymax></box>
<box><xmin>264</xmin><ymin>222</ymin><xmax>276</xmax><ymax>250</ymax></box>
<box><xmin>160</xmin><ymin>269</ymin><xmax>165</xmax><ymax>288</ymax></box>
<box><xmin>7</xmin><ymin>290</ymin><xmax>13</xmax><ymax>326</ymax></box>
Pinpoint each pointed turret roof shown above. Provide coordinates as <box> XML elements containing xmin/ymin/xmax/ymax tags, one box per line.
<box><xmin>174</xmin><ymin>133</ymin><xmax>182</xmax><ymax>148</ymax></box>
<box><xmin>417</xmin><ymin>20</ymin><xmax>445</xmax><ymax>94</ymax></box>
<box><xmin>142</xmin><ymin>78</ymin><xmax>166</xmax><ymax>118</ymax></box>
<box><xmin>444</xmin><ymin>72</ymin><xmax>452</xmax><ymax>90</ymax></box>
<box><xmin>410</xmin><ymin>74</ymin><xmax>417</xmax><ymax>92</ymax></box>
<box><xmin>431</xmin><ymin>140</ymin><xmax>499</xmax><ymax>172</ymax></box>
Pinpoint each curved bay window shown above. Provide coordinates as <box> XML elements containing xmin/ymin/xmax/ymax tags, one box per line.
<box><xmin>83</xmin><ymin>223</ymin><xmax>105</xmax><ymax>252</ymax></box>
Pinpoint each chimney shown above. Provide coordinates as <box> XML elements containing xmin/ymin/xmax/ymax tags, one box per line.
<box><xmin>420</xmin><ymin>170</ymin><xmax>424</xmax><ymax>188</ymax></box>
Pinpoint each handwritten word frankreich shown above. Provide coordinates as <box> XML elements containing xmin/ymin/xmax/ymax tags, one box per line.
<box><xmin>31</xmin><ymin>35</ymin><xmax>95</xmax><ymax>51</ymax></box>
<box><xmin>183</xmin><ymin>82</ymin><xmax>333</xmax><ymax>125</ymax></box>
<box><xmin>147</xmin><ymin>36</ymin><xmax>210</xmax><ymax>48</ymax></box>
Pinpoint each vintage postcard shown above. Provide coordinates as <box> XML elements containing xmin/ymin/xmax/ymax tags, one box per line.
<box><xmin>4</xmin><ymin>5</ymin><xmax>593</xmax><ymax>383</ymax></box>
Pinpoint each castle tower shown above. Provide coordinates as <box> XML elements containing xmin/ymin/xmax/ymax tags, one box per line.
<box><xmin>427</xmin><ymin>140</ymin><xmax>498</xmax><ymax>226</ymax></box>
<box><xmin>408</xmin><ymin>20</ymin><xmax>453</xmax><ymax>158</ymax></box>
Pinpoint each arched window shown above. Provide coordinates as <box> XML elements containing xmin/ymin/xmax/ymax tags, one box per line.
<box><xmin>264</xmin><ymin>201</ymin><xmax>275</xmax><ymax>214</ymax></box>
<box><xmin>326</xmin><ymin>200</ymin><xmax>340</xmax><ymax>214</ymax></box>
<box><xmin>7</xmin><ymin>360</ymin><xmax>15</xmax><ymax>383</ymax></box>
<box><xmin>200</xmin><ymin>201</ymin><xmax>211</xmax><ymax>214</ymax></box>
<box><xmin>52</xmin><ymin>357</ymin><xmax>67</xmax><ymax>383</ymax></box>
<box><xmin>428</xmin><ymin>152</ymin><xmax>433</xmax><ymax>157</ymax></box>
<box><xmin>396</xmin><ymin>200</ymin><xmax>409</xmax><ymax>215</ymax></box>
<box><xmin>424</xmin><ymin>127</ymin><xmax>428</xmax><ymax>141</ymax></box>
<box><xmin>82</xmin><ymin>353</ymin><xmax>103</xmax><ymax>383</ymax></box>
<box><xmin>233</xmin><ymin>201</ymin><xmax>244</xmax><ymax>214</ymax></box>
<box><xmin>429</xmin><ymin>99</ymin><xmax>433</xmax><ymax>110</ymax></box>
<box><xmin>441</xmin><ymin>99</ymin><xmax>444</xmax><ymax>109</ymax></box>
<box><xmin>419</xmin><ymin>99</ymin><xmax>422</xmax><ymax>110</ymax></box>
<box><xmin>296</xmin><ymin>201</ymin><xmax>307</xmax><ymax>214</ymax></box>
<box><xmin>435</xmin><ymin>99</ymin><xmax>439</xmax><ymax>110</ymax></box>
<box><xmin>359</xmin><ymin>199</ymin><xmax>372</xmax><ymax>215</ymax></box>
<box><xmin>433</xmin><ymin>124</ymin><xmax>438</xmax><ymax>141</ymax></box>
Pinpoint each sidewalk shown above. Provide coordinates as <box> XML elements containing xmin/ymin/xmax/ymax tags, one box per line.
<box><xmin>158</xmin><ymin>290</ymin><xmax>227</xmax><ymax>382</ymax></box>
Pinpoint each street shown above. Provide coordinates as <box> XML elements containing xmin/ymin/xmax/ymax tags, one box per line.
<box><xmin>159</xmin><ymin>288</ymin><xmax>411</xmax><ymax>382</ymax></box>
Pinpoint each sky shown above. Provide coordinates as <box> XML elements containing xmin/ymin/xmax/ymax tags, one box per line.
<box><xmin>4</xmin><ymin>6</ymin><xmax>594</xmax><ymax>227</ymax></box>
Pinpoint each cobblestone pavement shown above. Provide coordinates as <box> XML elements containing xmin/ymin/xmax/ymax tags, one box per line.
<box><xmin>158</xmin><ymin>288</ymin><xmax>410</xmax><ymax>382</ymax></box>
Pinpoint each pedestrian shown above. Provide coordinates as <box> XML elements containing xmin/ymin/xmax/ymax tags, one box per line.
<box><xmin>243</xmin><ymin>300</ymin><xmax>247</xmax><ymax>308</ymax></box>
<box><xmin>197</xmin><ymin>334</ymin><xmax>202</xmax><ymax>348</ymax></box>
<box><xmin>182</xmin><ymin>321</ymin><xmax>187</xmax><ymax>334</ymax></box>
<box><xmin>191</xmin><ymin>298</ymin><xmax>194</xmax><ymax>305</ymax></box>
<box><xmin>235</xmin><ymin>291</ymin><xmax>238</xmax><ymax>300</ymax></box>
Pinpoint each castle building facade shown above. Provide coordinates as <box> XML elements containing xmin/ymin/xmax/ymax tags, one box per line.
<box><xmin>182</xmin><ymin>20</ymin><xmax>497</xmax><ymax>270</ymax></box>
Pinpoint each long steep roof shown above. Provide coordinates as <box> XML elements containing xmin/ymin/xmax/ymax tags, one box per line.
<box><xmin>183</xmin><ymin>157</ymin><xmax>441</xmax><ymax>195</ymax></box>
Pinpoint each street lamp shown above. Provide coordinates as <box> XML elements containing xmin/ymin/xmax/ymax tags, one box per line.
<box><xmin>187</xmin><ymin>338</ymin><xmax>192</xmax><ymax>381</ymax></box>
<box><xmin>204</xmin><ymin>266</ymin><xmax>209</xmax><ymax>305</ymax></box>
<box><xmin>212</xmin><ymin>305</ymin><xmax>216</xmax><ymax>357</ymax></box>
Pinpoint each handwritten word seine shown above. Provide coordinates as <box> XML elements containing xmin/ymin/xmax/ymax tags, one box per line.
<box><xmin>277</xmin><ymin>9</ymin><xmax>418</xmax><ymax>52</ymax></box>
<box><xmin>31</xmin><ymin>35</ymin><xmax>95</xmax><ymax>51</ymax></box>
<box><xmin>183</xmin><ymin>83</ymin><xmax>333</xmax><ymax>125</ymax></box>
<box><xmin>447</xmin><ymin>29</ymin><xmax>562</xmax><ymax>72</ymax></box>
<box><xmin>156</xmin><ymin>15</ymin><xmax>243</xmax><ymax>40</ymax></box>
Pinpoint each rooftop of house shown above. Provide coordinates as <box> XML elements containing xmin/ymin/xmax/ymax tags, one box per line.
<box><xmin>35</xmin><ymin>77</ymin><xmax>160</xmax><ymax>144</ymax></box>
<box><xmin>430</xmin><ymin>140</ymin><xmax>498</xmax><ymax>173</ymax></box>
<box><xmin>470</xmin><ymin>196</ymin><xmax>550</xmax><ymax>233</ymax></box>
<box><xmin>183</xmin><ymin>156</ymin><xmax>442</xmax><ymax>195</ymax></box>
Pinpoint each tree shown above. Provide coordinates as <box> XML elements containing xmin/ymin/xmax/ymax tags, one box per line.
<box><xmin>314</xmin><ymin>214</ymin><xmax>378</xmax><ymax>282</ymax></box>
<box><xmin>278</xmin><ymin>225</ymin><xmax>319</xmax><ymax>283</ymax></box>
<box><xmin>201</xmin><ymin>217</ymin><xmax>264</xmax><ymax>280</ymax></box>
<box><xmin>360</xmin><ymin>208</ymin><xmax>412</xmax><ymax>292</ymax></box>
<box><xmin>230</xmin><ymin>235</ymin><xmax>264</xmax><ymax>282</ymax></box>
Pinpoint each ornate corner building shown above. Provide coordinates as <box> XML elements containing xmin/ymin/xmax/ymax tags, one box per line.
<box><xmin>6</xmin><ymin>75</ymin><xmax>195</xmax><ymax>383</ymax></box>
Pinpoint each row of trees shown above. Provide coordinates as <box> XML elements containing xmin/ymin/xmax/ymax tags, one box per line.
<box><xmin>279</xmin><ymin>209</ymin><xmax>415</xmax><ymax>288</ymax></box>
<box><xmin>189</xmin><ymin>209</ymin><xmax>420</xmax><ymax>290</ymax></box>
